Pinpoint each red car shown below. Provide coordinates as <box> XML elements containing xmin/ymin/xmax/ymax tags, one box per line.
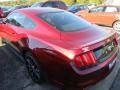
<box><xmin>0</xmin><ymin>8</ymin><xmax>118</xmax><ymax>87</ymax></box>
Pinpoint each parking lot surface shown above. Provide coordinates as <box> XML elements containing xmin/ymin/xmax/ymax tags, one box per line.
<box><xmin>0</xmin><ymin>26</ymin><xmax>120</xmax><ymax>90</ymax></box>
<box><xmin>0</xmin><ymin>44</ymin><xmax>61</xmax><ymax>90</ymax></box>
<box><xmin>111</xmin><ymin>69</ymin><xmax>120</xmax><ymax>90</ymax></box>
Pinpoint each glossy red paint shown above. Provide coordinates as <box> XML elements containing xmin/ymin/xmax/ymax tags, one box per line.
<box><xmin>0</xmin><ymin>8</ymin><xmax>119</xmax><ymax>87</ymax></box>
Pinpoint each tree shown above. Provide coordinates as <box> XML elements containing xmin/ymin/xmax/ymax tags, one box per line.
<box><xmin>73</xmin><ymin>0</ymin><xmax>77</xmax><ymax>4</ymax></box>
<box><xmin>84</xmin><ymin>0</ymin><xmax>89</xmax><ymax>4</ymax></box>
<box><xmin>64</xmin><ymin>0</ymin><xmax>75</xmax><ymax>5</ymax></box>
<box><xmin>88</xmin><ymin>0</ymin><xmax>103</xmax><ymax>4</ymax></box>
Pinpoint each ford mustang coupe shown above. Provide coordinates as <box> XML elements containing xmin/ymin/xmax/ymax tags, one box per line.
<box><xmin>0</xmin><ymin>8</ymin><xmax>118</xmax><ymax>87</ymax></box>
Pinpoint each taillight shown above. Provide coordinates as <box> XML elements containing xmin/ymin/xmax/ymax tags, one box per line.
<box><xmin>74</xmin><ymin>51</ymin><xmax>97</xmax><ymax>69</ymax></box>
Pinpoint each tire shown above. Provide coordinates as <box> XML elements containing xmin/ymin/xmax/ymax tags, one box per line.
<box><xmin>113</xmin><ymin>21</ymin><xmax>120</xmax><ymax>31</ymax></box>
<box><xmin>24</xmin><ymin>52</ymin><xmax>45</xmax><ymax>83</ymax></box>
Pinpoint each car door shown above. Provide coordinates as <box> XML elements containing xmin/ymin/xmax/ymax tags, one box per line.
<box><xmin>83</xmin><ymin>6</ymin><xmax>105</xmax><ymax>24</ymax></box>
<box><xmin>99</xmin><ymin>6</ymin><xmax>118</xmax><ymax>26</ymax></box>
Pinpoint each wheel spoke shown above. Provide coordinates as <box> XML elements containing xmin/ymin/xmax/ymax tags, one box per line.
<box><xmin>25</xmin><ymin>55</ymin><xmax>41</xmax><ymax>82</ymax></box>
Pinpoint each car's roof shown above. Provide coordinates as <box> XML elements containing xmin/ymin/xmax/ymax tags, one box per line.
<box><xmin>15</xmin><ymin>7</ymin><xmax>64</xmax><ymax>15</ymax></box>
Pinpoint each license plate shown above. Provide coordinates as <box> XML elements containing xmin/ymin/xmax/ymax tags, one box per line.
<box><xmin>109</xmin><ymin>60</ymin><xmax>116</xmax><ymax>69</ymax></box>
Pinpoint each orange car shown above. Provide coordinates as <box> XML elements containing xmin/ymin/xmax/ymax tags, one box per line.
<box><xmin>76</xmin><ymin>5</ymin><xmax>120</xmax><ymax>31</ymax></box>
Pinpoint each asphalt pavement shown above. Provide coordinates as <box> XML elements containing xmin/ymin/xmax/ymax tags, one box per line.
<box><xmin>111</xmin><ymin>69</ymin><xmax>120</xmax><ymax>90</ymax></box>
<box><xmin>0</xmin><ymin>44</ymin><xmax>60</xmax><ymax>90</ymax></box>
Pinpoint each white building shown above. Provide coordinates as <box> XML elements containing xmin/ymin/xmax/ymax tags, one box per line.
<box><xmin>105</xmin><ymin>0</ymin><xmax>120</xmax><ymax>5</ymax></box>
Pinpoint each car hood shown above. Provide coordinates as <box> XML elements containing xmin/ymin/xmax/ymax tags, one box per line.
<box><xmin>60</xmin><ymin>25</ymin><xmax>115</xmax><ymax>49</ymax></box>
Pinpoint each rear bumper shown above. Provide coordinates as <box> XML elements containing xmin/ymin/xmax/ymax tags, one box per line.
<box><xmin>75</xmin><ymin>58</ymin><xmax>117</xmax><ymax>87</ymax></box>
<box><xmin>66</xmin><ymin>47</ymin><xmax>119</xmax><ymax>87</ymax></box>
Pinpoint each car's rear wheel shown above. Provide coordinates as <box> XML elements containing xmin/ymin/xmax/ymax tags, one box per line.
<box><xmin>24</xmin><ymin>52</ymin><xmax>45</xmax><ymax>83</ymax></box>
<box><xmin>113</xmin><ymin>21</ymin><xmax>120</xmax><ymax>31</ymax></box>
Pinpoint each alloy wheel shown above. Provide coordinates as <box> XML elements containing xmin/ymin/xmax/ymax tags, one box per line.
<box><xmin>25</xmin><ymin>52</ymin><xmax>44</xmax><ymax>83</ymax></box>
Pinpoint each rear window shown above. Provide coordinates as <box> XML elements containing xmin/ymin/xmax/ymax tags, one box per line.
<box><xmin>37</xmin><ymin>11</ymin><xmax>91</xmax><ymax>32</ymax></box>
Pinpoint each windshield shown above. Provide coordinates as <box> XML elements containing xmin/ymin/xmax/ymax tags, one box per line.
<box><xmin>37</xmin><ymin>11</ymin><xmax>91</xmax><ymax>32</ymax></box>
